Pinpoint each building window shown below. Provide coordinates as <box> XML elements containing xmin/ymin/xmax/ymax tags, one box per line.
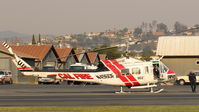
<box><xmin>196</xmin><ymin>60</ymin><xmax>199</xmax><ymax>65</ymax></box>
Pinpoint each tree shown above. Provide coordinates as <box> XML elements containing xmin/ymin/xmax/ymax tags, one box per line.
<box><xmin>122</xmin><ymin>27</ymin><xmax>128</xmax><ymax>33</ymax></box>
<box><xmin>133</xmin><ymin>27</ymin><xmax>142</xmax><ymax>37</ymax></box>
<box><xmin>194</xmin><ymin>24</ymin><xmax>199</xmax><ymax>28</ymax></box>
<box><xmin>174</xmin><ymin>21</ymin><xmax>187</xmax><ymax>33</ymax></box>
<box><xmin>38</xmin><ymin>34</ymin><xmax>41</xmax><ymax>44</ymax></box>
<box><xmin>152</xmin><ymin>20</ymin><xmax>157</xmax><ymax>31</ymax></box>
<box><xmin>140</xmin><ymin>46</ymin><xmax>155</xmax><ymax>61</ymax></box>
<box><xmin>149</xmin><ymin>23</ymin><xmax>153</xmax><ymax>32</ymax></box>
<box><xmin>95</xmin><ymin>45</ymin><xmax>121</xmax><ymax>59</ymax></box>
<box><xmin>32</xmin><ymin>34</ymin><xmax>36</xmax><ymax>45</ymax></box>
<box><xmin>141</xmin><ymin>22</ymin><xmax>148</xmax><ymax>32</ymax></box>
<box><xmin>193</xmin><ymin>24</ymin><xmax>199</xmax><ymax>33</ymax></box>
<box><xmin>156</xmin><ymin>23</ymin><xmax>168</xmax><ymax>33</ymax></box>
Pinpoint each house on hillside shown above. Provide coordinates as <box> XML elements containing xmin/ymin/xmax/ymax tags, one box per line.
<box><xmin>11</xmin><ymin>45</ymin><xmax>60</xmax><ymax>70</ymax></box>
<box><xmin>55</xmin><ymin>48</ymin><xmax>78</xmax><ymax>69</ymax></box>
<box><xmin>156</xmin><ymin>36</ymin><xmax>199</xmax><ymax>76</ymax></box>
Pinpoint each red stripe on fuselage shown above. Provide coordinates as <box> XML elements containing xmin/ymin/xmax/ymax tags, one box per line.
<box><xmin>17</xmin><ymin>67</ymin><xmax>33</xmax><ymax>70</ymax></box>
<box><xmin>102</xmin><ymin>60</ymin><xmax>132</xmax><ymax>86</ymax></box>
<box><xmin>109</xmin><ymin>59</ymin><xmax>125</xmax><ymax>69</ymax></box>
<box><xmin>110</xmin><ymin>59</ymin><xmax>140</xmax><ymax>86</ymax></box>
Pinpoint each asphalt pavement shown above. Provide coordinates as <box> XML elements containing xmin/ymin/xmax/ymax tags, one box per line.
<box><xmin>0</xmin><ymin>83</ymin><xmax>198</xmax><ymax>106</ymax></box>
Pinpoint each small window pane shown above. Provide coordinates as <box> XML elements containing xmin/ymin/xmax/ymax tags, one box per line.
<box><xmin>132</xmin><ymin>68</ymin><xmax>141</xmax><ymax>74</ymax></box>
<box><xmin>121</xmin><ymin>69</ymin><xmax>130</xmax><ymax>76</ymax></box>
<box><xmin>121</xmin><ymin>69</ymin><xmax>129</xmax><ymax>73</ymax></box>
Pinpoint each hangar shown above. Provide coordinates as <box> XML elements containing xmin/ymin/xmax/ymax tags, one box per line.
<box><xmin>11</xmin><ymin>44</ymin><xmax>60</xmax><ymax>70</ymax></box>
<box><xmin>156</xmin><ymin>36</ymin><xmax>199</xmax><ymax>76</ymax></box>
<box><xmin>55</xmin><ymin>48</ymin><xmax>78</xmax><ymax>69</ymax></box>
<box><xmin>0</xmin><ymin>44</ymin><xmax>36</xmax><ymax>84</ymax></box>
<box><xmin>0</xmin><ymin>44</ymin><xmax>61</xmax><ymax>84</ymax></box>
<box><xmin>0</xmin><ymin>43</ymin><xmax>108</xmax><ymax>84</ymax></box>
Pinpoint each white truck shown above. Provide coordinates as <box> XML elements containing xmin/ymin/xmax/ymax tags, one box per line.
<box><xmin>176</xmin><ymin>72</ymin><xmax>199</xmax><ymax>85</ymax></box>
<box><xmin>38</xmin><ymin>74</ymin><xmax>63</xmax><ymax>84</ymax></box>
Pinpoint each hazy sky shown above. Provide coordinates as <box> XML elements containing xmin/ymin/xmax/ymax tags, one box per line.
<box><xmin>0</xmin><ymin>0</ymin><xmax>199</xmax><ymax>35</ymax></box>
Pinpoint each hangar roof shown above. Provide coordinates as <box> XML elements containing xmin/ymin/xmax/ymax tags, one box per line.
<box><xmin>87</xmin><ymin>52</ymin><xmax>99</xmax><ymax>64</ymax></box>
<box><xmin>55</xmin><ymin>48</ymin><xmax>73</xmax><ymax>62</ymax></box>
<box><xmin>156</xmin><ymin>36</ymin><xmax>199</xmax><ymax>56</ymax></box>
<box><xmin>11</xmin><ymin>45</ymin><xmax>53</xmax><ymax>61</ymax></box>
<box><xmin>0</xmin><ymin>43</ymin><xmax>35</xmax><ymax>59</ymax></box>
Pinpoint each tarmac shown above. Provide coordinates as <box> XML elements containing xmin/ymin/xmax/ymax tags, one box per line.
<box><xmin>0</xmin><ymin>83</ymin><xmax>198</xmax><ymax>106</ymax></box>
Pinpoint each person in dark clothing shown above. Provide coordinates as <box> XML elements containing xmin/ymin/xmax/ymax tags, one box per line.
<box><xmin>188</xmin><ymin>71</ymin><xmax>196</xmax><ymax>93</ymax></box>
<box><xmin>153</xmin><ymin>65</ymin><xmax>160</xmax><ymax>79</ymax></box>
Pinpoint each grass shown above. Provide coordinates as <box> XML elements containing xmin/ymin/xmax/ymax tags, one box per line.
<box><xmin>0</xmin><ymin>106</ymin><xmax>199</xmax><ymax>112</ymax></box>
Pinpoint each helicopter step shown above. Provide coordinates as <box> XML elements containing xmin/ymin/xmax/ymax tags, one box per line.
<box><xmin>130</xmin><ymin>84</ymin><xmax>157</xmax><ymax>89</ymax></box>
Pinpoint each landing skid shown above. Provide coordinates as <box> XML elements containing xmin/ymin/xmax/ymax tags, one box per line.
<box><xmin>153</xmin><ymin>88</ymin><xmax>164</xmax><ymax>93</ymax></box>
<box><xmin>115</xmin><ymin>87</ymin><xmax>164</xmax><ymax>94</ymax></box>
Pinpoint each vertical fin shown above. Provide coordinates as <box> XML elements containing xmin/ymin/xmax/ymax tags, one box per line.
<box><xmin>2</xmin><ymin>42</ymin><xmax>34</xmax><ymax>71</ymax></box>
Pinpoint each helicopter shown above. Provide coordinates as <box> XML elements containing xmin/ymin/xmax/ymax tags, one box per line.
<box><xmin>2</xmin><ymin>41</ymin><xmax>176</xmax><ymax>93</ymax></box>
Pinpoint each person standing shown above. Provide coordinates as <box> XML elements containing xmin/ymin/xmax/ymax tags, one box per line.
<box><xmin>153</xmin><ymin>65</ymin><xmax>160</xmax><ymax>79</ymax></box>
<box><xmin>188</xmin><ymin>71</ymin><xmax>196</xmax><ymax>93</ymax></box>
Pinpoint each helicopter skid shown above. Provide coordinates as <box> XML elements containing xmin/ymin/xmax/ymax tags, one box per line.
<box><xmin>115</xmin><ymin>86</ymin><xmax>164</xmax><ymax>94</ymax></box>
<box><xmin>115</xmin><ymin>88</ymin><xmax>164</xmax><ymax>94</ymax></box>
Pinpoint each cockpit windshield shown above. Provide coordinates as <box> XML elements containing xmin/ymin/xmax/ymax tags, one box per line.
<box><xmin>159</xmin><ymin>61</ymin><xmax>168</xmax><ymax>73</ymax></box>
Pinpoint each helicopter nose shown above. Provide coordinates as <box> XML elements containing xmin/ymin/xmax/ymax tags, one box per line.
<box><xmin>167</xmin><ymin>69</ymin><xmax>175</xmax><ymax>74</ymax></box>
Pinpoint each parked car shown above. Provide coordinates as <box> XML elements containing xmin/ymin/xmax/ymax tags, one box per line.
<box><xmin>0</xmin><ymin>70</ymin><xmax>13</xmax><ymax>84</ymax></box>
<box><xmin>38</xmin><ymin>74</ymin><xmax>62</xmax><ymax>84</ymax></box>
<box><xmin>176</xmin><ymin>72</ymin><xmax>199</xmax><ymax>85</ymax></box>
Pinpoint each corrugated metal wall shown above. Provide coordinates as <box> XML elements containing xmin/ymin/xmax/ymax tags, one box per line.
<box><xmin>162</xmin><ymin>57</ymin><xmax>199</xmax><ymax>76</ymax></box>
<box><xmin>0</xmin><ymin>58</ymin><xmax>10</xmax><ymax>70</ymax></box>
<box><xmin>0</xmin><ymin>52</ymin><xmax>37</xmax><ymax>84</ymax></box>
<box><xmin>157</xmin><ymin>36</ymin><xmax>199</xmax><ymax>56</ymax></box>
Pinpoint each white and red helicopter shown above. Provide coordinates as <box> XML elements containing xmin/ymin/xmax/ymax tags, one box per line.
<box><xmin>2</xmin><ymin>42</ymin><xmax>175</xmax><ymax>93</ymax></box>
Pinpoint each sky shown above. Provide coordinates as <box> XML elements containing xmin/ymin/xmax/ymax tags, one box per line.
<box><xmin>0</xmin><ymin>0</ymin><xmax>199</xmax><ymax>35</ymax></box>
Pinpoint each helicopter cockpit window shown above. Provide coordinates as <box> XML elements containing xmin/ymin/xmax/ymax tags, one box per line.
<box><xmin>132</xmin><ymin>68</ymin><xmax>141</xmax><ymax>75</ymax></box>
<box><xmin>121</xmin><ymin>69</ymin><xmax>130</xmax><ymax>76</ymax></box>
<box><xmin>163</xmin><ymin>64</ymin><xmax>168</xmax><ymax>73</ymax></box>
<box><xmin>158</xmin><ymin>62</ymin><xmax>168</xmax><ymax>73</ymax></box>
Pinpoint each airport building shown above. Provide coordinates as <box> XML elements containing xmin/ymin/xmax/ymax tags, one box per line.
<box><xmin>0</xmin><ymin>43</ymin><xmax>107</xmax><ymax>84</ymax></box>
<box><xmin>11</xmin><ymin>45</ymin><xmax>60</xmax><ymax>70</ymax></box>
<box><xmin>0</xmin><ymin>44</ymin><xmax>36</xmax><ymax>84</ymax></box>
<box><xmin>156</xmin><ymin>36</ymin><xmax>199</xmax><ymax>76</ymax></box>
<box><xmin>55</xmin><ymin>48</ymin><xmax>78</xmax><ymax>69</ymax></box>
<box><xmin>74</xmin><ymin>50</ymin><xmax>90</xmax><ymax>65</ymax></box>
<box><xmin>87</xmin><ymin>52</ymin><xmax>100</xmax><ymax>66</ymax></box>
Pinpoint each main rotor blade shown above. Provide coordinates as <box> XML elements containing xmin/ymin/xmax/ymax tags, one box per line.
<box><xmin>57</xmin><ymin>46</ymin><xmax>118</xmax><ymax>60</ymax></box>
<box><xmin>174</xmin><ymin>26</ymin><xmax>199</xmax><ymax>34</ymax></box>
